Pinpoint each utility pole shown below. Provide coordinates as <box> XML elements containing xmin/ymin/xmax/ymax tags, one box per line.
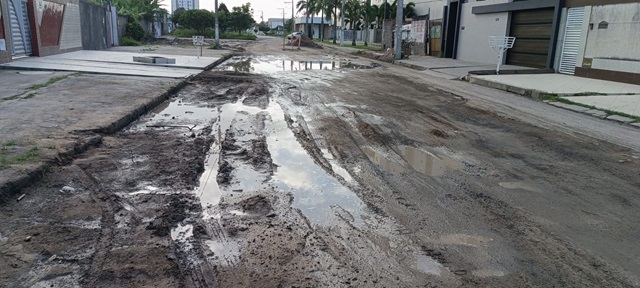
<box><xmin>280</xmin><ymin>8</ymin><xmax>286</xmax><ymax>50</ymax></box>
<box><xmin>285</xmin><ymin>1</ymin><xmax>294</xmax><ymax>50</ymax></box>
<box><xmin>394</xmin><ymin>0</ymin><xmax>403</xmax><ymax>60</ymax></box>
<box><xmin>214</xmin><ymin>0</ymin><xmax>220</xmax><ymax>48</ymax></box>
<box><xmin>340</xmin><ymin>0</ymin><xmax>345</xmax><ymax>46</ymax></box>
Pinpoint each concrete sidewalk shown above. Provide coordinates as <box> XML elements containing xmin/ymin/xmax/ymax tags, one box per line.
<box><xmin>397</xmin><ymin>55</ymin><xmax>535</xmax><ymax>78</ymax></box>
<box><xmin>0</xmin><ymin>50</ymin><xmax>225</xmax><ymax>78</ymax></box>
<box><xmin>468</xmin><ymin>73</ymin><xmax>640</xmax><ymax>125</ymax></box>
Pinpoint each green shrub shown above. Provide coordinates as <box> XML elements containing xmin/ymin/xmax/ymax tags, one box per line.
<box><xmin>220</xmin><ymin>33</ymin><xmax>256</xmax><ymax>40</ymax></box>
<box><xmin>125</xmin><ymin>21</ymin><xmax>145</xmax><ymax>41</ymax></box>
<box><xmin>120</xmin><ymin>37</ymin><xmax>141</xmax><ymax>46</ymax></box>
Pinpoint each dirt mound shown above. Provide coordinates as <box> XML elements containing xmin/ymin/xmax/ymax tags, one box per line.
<box><xmin>238</xmin><ymin>195</ymin><xmax>272</xmax><ymax>215</ymax></box>
<box><xmin>291</xmin><ymin>34</ymin><xmax>323</xmax><ymax>49</ymax></box>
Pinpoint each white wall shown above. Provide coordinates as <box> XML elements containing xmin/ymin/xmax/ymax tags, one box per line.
<box><xmin>583</xmin><ymin>3</ymin><xmax>640</xmax><ymax>72</ymax></box>
<box><xmin>412</xmin><ymin>0</ymin><xmax>447</xmax><ymax>19</ymax></box>
<box><xmin>456</xmin><ymin>0</ymin><xmax>510</xmax><ymax>64</ymax></box>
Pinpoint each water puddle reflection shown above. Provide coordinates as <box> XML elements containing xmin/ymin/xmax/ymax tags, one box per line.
<box><xmin>189</xmin><ymin>96</ymin><xmax>365</xmax><ymax>226</ymax></box>
<box><xmin>225</xmin><ymin>58</ymin><xmax>343</xmax><ymax>73</ymax></box>
<box><xmin>363</xmin><ymin>146</ymin><xmax>462</xmax><ymax>177</ymax></box>
<box><xmin>150</xmin><ymin>98</ymin><xmax>217</xmax><ymax>121</ymax></box>
<box><xmin>266</xmin><ymin>102</ymin><xmax>365</xmax><ymax>226</ymax></box>
<box><xmin>205</xmin><ymin>240</ymin><xmax>240</xmax><ymax>264</ymax></box>
<box><xmin>416</xmin><ymin>255</ymin><xmax>442</xmax><ymax>275</ymax></box>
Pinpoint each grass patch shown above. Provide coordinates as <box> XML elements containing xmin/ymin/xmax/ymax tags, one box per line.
<box><xmin>0</xmin><ymin>141</ymin><xmax>40</xmax><ymax>170</ymax></box>
<box><xmin>30</xmin><ymin>75</ymin><xmax>71</xmax><ymax>90</ymax></box>
<box><xmin>318</xmin><ymin>40</ymin><xmax>382</xmax><ymax>51</ymax></box>
<box><xmin>542</xmin><ymin>93</ymin><xmax>640</xmax><ymax>121</ymax></box>
<box><xmin>121</xmin><ymin>37</ymin><xmax>141</xmax><ymax>46</ymax></box>
<box><xmin>2</xmin><ymin>94</ymin><xmax>21</xmax><ymax>101</ymax></box>
<box><xmin>24</xmin><ymin>93</ymin><xmax>37</xmax><ymax>99</ymax></box>
<box><xmin>220</xmin><ymin>33</ymin><xmax>256</xmax><ymax>40</ymax></box>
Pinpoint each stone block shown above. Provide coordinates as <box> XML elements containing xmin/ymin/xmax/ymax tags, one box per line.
<box><xmin>606</xmin><ymin>114</ymin><xmax>635</xmax><ymax>123</ymax></box>
<box><xmin>584</xmin><ymin>109</ymin><xmax>608</xmax><ymax>118</ymax></box>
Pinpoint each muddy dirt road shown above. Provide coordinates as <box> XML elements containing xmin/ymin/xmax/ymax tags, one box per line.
<box><xmin>1</xmin><ymin>37</ymin><xmax>640</xmax><ymax>287</ymax></box>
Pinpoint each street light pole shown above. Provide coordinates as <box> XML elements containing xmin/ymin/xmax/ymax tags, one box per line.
<box><xmin>340</xmin><ymin>0</ymin><xmax>345</xmax><ymax>46</ymax></box>
<box><xmin>394</xmin><ymin>0</ymin><xmax>403</xmax><ymax>60</ymax></box>
<box><xmin>279</xmin><ymin>8</ymin><xmax>286</xmax><ymax>50</ymax></box>
<box><xmin>214</xmin><ymin>0</ymin><xmax>220</xmax><ymax>49</ymax></box>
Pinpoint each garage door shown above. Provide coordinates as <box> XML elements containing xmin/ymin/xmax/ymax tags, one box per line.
<box><xmin>507</xmin><ymin>8</ymin><xmax>554</xmax><ymax>68</ymax></box>
<box><xmin>8</xmin><ymin>0</ymin><xmax>33</xmax><ymax>56</ymax></box>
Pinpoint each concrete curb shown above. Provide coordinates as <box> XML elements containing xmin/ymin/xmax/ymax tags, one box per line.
<box><xmin>467</xmin><ymin>75</ymin><xmax>640</xmax><ymax>129</ymax></box>
<box><xmin>0</xmin><ymin>54</ymin><xmax>234</xmax><ymax>204</ymax></box>
<box><xmin>467</xmin><ymin>76</ymin><xmax>544</xmax><ymax>99</ymax></box>
<box><xmin>204</xmin><ymin>53</ymin><xmax>234</xmax><ymax>71</ymax></box>
<box><xmin>395</xmin><ymin>61</ymin><xmax>427</xmax><ymax>71</ymax></box>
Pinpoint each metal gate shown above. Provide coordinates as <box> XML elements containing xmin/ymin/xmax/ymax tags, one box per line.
<box><xmin>558</xmin><ymin>7</ymin><xmax>585</xmax><ymax>75</ymax></box>
<box><xmin>429</xmin><ymin>20</ymin><xmax>442</xmax><ymax>57</ymax></box>
<box><xmin>8</xmin><ymin>0</ymin><xmax>33</xmax><ymax>56</ymax></box>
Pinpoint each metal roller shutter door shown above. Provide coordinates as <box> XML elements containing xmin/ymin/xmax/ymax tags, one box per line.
<box><xmin>8</xmin><ymin>0</ymin><xmax>32</xmax><ymax>56</ymax></box>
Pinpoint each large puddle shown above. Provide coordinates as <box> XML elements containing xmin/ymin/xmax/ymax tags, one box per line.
<box><xmin>363</xmin><ymin>146</ymin><xmax>462</xmax><ymax>177</ymax></box>
<box><xmin>171</xmin><ymin>96</ymin><xmax>366</xmax><ymax>226</ymax></box>
<box><xmin>221</xmin><ymin>57</ymin><xmax>378</xmax><ymax>74</ymax></box>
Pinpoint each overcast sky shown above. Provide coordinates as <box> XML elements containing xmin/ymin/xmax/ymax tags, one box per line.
<box><xmin>160</xmin><ymin>0</ymin><xmax>299</xmax><ymax>23</ymax></box>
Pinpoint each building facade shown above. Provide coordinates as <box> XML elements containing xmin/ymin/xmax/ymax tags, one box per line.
<box><xmin>557</xmin><ymin>0</ymin><xmax>640</xmax><ymax>84</ymax></box>
<box><xmin>268</xmin><ymin>18</ymin><xmax>284</xmax><ymax>35</ymax></box>
<box><xmin>0</xmin><ymin>0</ymin><xmax>12</xmax><ymax>63</ymax></box>
<box><xmin>294</xmin><ymin>17</ymin><xmax>332</xmax><ymax>40</ymax></box>
<box><xmin>0</xmin><ymin>0</ymin><xmax>120</xmax><ymax>64</ymax></box>
<box><xmin>171</xmin><ymin>0</ymin><xmax>198</xmax><ymax>13</ymax></box>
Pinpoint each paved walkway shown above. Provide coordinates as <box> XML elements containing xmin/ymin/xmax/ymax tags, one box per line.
<box><xmin>0</xmin><ymin>50</ymin><xmax>222</xmax><ymax>78</ymax></box>
<box><xmin>397</xmin><ymin>55</ymin><xmax>534</xmax><ymax>78</ymax></box>
<box><xmin>563</xmin><ymin>95</ymin><xmax>640</xmax><ymax>118</ymax></box>
<box><xmin>472</xmin><ymin>74</ymin><xmax>640</xmax><ymax>95</ymax></box>
<box><xmin>0</xmin><ymin>70</ymin><xmax>73</xmax><ymax>99</ymax></box>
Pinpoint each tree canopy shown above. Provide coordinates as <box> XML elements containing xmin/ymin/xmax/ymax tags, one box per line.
<box><xmin>229</xmin><ymin>3</ymin><xmax>255</xmax><ymax>34</ymax></box>
<box><xmin>180</xmin><ymin>9</ymin><xmax>215</xmax><ymax>34</ymax></box>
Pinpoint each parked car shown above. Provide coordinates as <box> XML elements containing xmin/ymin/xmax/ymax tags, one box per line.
<box><xmin>287</xmin><ymin>32</ymin><xmax>303</xmax><ymax>40</ymax></box>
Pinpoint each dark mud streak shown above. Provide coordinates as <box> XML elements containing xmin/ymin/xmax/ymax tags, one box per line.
<box><xmin>0</xmin><ymin>135</ymin><xmax>102</xmax><ymax>204</ymax></box>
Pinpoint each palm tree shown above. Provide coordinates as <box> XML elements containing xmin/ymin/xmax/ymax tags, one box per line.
<box><xmin>329</xmin><ymin>0</ymin><xmax>340</xmax><ymax>44</ymax></box>
<box><xmin>403</xmin><ymin>1</ymin><xmax>416</xmax><ymax>20</ymax></box>
<box><xmin>296</xmin><ymin>0</ymin><xmax>309</xmax><ymax>35</ymax></box>
<box><xmin>361</xmin><ymin>0</ymin><xmax>376</xmax><ymax>46</ymax></box>
<box><xmin>389</xmin><ymin>0</ymin><xmax>416</xmax><ymax>21</ymax></box>
<box><xmin>308</xmin><ymin>0</ymin><xmax>318</xmax><ymax>39</ymax></box>
<box><xmin>315</xmin><ymin>0</ymin><xmax>332</xmax><ymax>41</ymax></box>
<box><xmin>342</xmin><ymin>0</ymin><xmax>361</xmax><ymax>46</ymax></box>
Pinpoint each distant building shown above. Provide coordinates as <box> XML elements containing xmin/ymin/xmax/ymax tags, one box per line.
<box><xmin>268</xmin><ymin>18</ymin><xmax>284</xmax><ymax>35</ymax></box>
<box><xmin>294</xmin><ymin>17</ymin><xmax>333</xmax><ymax>40</ymax></box>
<box><xmin>172</xmin><ymin>0</ymin><xmax>199</xmax><ymax>12</ymax></box>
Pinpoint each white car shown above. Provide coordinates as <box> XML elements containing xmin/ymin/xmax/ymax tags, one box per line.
<box><xmin>287</xmin><ymin>32</ymin><xmax>303</xmax><ymax>40</ymax></box>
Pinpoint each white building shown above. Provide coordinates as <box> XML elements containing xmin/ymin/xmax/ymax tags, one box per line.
<box><xmin>172</xmin><ymin>0</ymin><xmax>199</xmax><ymax>12</ymax></box>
